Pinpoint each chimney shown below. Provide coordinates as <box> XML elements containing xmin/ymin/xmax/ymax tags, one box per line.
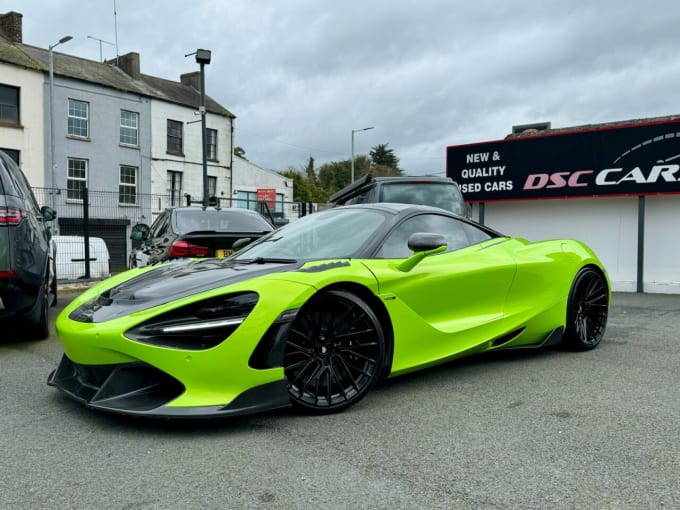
<box><xmin>0</xmin><ymin>11</ymin><xmax>23</xmax><ymax>43</ymax></box>
<box><xmin>113</xmin><ymin>52</ymin><xmax>141</xmax><ymax>79</ymax></box>
<box><xmin>180</xmin><ymin>71</ymin><xmax>200</xmax><ymax>90</ymax></box>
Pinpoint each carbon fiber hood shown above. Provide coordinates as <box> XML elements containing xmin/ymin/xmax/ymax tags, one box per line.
<box><xmin>71</xmin><ymin>258</ymin><xmax>303</xmax><ymax>323</ymax></box>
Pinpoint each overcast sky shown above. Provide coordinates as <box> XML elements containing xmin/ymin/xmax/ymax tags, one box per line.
<box><xmin>6</xmin><ymin>0</ymin><xmax>680</xmax><ymax>175</ymax></box>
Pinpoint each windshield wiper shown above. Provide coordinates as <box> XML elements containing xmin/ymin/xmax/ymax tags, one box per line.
<box><xmin>238</xmin><ymin>257</ymin><xmax>297</xmax><ymax>264</ymax></box>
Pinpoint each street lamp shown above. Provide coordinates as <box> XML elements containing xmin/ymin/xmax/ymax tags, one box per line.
<box><xmin>49</xmin><ymin>35</ymin><xmax>73</xmax><ymax>208</ymax></box>
<box><xmin>351</xmin><ymin>126</ymin><xmax>374</xmax><ymax>182</ymax></box>
<box><xmin>193</xmin><ymin>49</ymin><xmax>212</xmax><ymax>207</ymax></box>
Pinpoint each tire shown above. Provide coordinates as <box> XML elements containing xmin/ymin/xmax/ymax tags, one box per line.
<box><xmin>49</xmin><ymin>257</ymin><xmax>58</xmax><ymax>308</ymax></box>
<box><xmin>563</xmin><ymin>268</ymin><xmax>608</xmax><ymax>351</ymax></box>
<box><xmin>26</xmin><ymin>273</ymin><xmax>50</xmax><ymax>340</ymax></box>
<box><xmin>284</xmin><ymin>289</ymin><xmax>385</xmax><ymax>414</ymax></box>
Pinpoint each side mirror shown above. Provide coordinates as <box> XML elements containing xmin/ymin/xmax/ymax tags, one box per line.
<box><xmin>131</xmin><ymin>223</ymin><xmax>150</xmax><ymax>241</ymax></box>
<box><xmin>231</xmin><ymin>237</ymin><xmax>252</xmax><ymax>252</ymax></box>
<box><xmin>41</xmin><ymin>206</ymin><xmax>57</xmax><ymax>222</ymax></box>
<box><xmin>395</xmin><ymin>232</ymin><xmax>447</xmax><ymax>272</ymax></box>
<box><xmin>408</xmin><ymin>232</ymin><xmax>447</xmax><ymax>252</ymax></box>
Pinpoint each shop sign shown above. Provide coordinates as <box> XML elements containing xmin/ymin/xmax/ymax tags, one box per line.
<box><xmin>446</xmin><ymin>119</ymin><xmax>680</xmax><ymax>201</ymax></box>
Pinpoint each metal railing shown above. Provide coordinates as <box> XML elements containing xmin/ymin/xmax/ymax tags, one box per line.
<box><xmin>33</xmin><ymin>187</ymin><xmax>326</xmax><ymax>278</ymax></box>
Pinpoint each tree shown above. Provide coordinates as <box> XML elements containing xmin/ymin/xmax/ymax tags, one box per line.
<box><xmin>234</xmin><ymin>146</ymin><xmax>247</xmax><ymax>160</ymax></box>
<box><xmin>370</xmin><ymin>143</ymin><xmax>399</xmax><ymax>169</ymax></box>
<box><xmin>281</xmin><ymin>160</ymin><xmax>329</xmax><ymax>204</ymax></box>
<box><xmin>281</xmin><ymin>168</ymin><xmax>310</xmax><ymax>202</ymax></box>
<box><xmin>305</xmin><ymin>156</ymin><xmax>318</xmax><ymax>188</ymax></box>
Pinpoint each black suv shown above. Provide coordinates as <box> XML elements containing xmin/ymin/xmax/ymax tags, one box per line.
<box><xmin>329</xmin><ymin>175</ymin><xmax>469</xmax><ymax>217</ymax></box>
<box><xmin>0</xmin><ymin>151</ymin><xmax>57</xmax><ymax>339</ymax></box>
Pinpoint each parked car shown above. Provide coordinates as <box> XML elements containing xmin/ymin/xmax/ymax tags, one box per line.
<box><xmin>53</xmin><ymin>235</ymin><xmax>111</xmax><ymax>280</ymax></box>
<box><xmin>49</xmin><ymin>203</ymin><xmax>609</xmax><ymax>418</ymax></box>
<box><xmin>129</xmin><ymin>207</ymin><xmax>274</xmax><ymax>268</ymax></box>
<box><xmin>0</xmin><ymin>150</ymin><xmax>57</xmax><ymax>339</ymax></box>
<box><xmin>330</xmin><ymin>175</ymin><xmax>470</xmax><ymax>217</ymax></box>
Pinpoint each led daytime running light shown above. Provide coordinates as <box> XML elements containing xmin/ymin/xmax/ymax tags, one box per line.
<box><xmin>159</xmin><ymin>317</ymin><xmax>245</xmax><ymax>333</ymax></box>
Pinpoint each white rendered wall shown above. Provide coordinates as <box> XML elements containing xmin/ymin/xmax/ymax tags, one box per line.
<box><xmin>644</xmin><ymin>195</ymin><xmax>680</xmax><ymax>293</ymax></box>
<box><xmin>0</xmin><ymin>63</ymin><xmax>45</xmax><ymax>186</ymax></box>
<box><xmin>149</xmin><ymin>99</ymin><xmax>232</xmax><ymax>200</ymax></box>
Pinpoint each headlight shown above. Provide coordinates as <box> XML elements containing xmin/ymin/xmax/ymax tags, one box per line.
<box><xmin>125</xmin><ymin>292</ymin><xmax>258</xmax><ymax>350</ymax></box>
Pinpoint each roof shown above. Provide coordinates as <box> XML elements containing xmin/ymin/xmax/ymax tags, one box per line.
<box><xmin>0</xmin><ymin>35</ymin><xmax>234</xmax><ymax>118</ymax></box>
<box><xmin>506</xmin><ymin>114</ymin><xmax>680</xmax><ymax>139</ymax></box>
<box><xmin>329</xmin><ymin>174</ymin><xmax>456</xmax><ymax>203</ymax></box>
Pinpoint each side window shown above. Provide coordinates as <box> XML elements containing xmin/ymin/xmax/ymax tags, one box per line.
<box><xmin>378</xmin><ymin>214</ymin><xmax>492</xmax><ymax>259</ymax></box>
<box><xmin>149</xmin><ymin>213</ymin><xmax>170</xmax><ymax>239</ymax></box>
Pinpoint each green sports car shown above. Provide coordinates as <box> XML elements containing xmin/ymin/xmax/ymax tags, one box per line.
<box><xmin>48</xmin><ymin>203</ymin><xmax>609</xmax><ymax>417</ymax></box>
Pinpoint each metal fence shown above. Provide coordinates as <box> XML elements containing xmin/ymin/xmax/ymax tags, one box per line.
<box><xmin>33</xmin><ymin>187</ymin><xmax>325</xmax><ymax>279</ymax></box>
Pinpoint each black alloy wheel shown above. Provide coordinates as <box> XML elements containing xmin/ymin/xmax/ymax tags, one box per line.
<box><xmin>564</xmin><ymin>268</ymin><xmax>609</xmax><ymax>350</ymax></box>
<box><xmin>284</xmin><ymin>289</ymin><xmax>385</xmax><ymax>413</ymax></box>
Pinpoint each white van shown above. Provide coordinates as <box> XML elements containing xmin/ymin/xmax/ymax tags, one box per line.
<box><xmin>53</xmin><ymin>235</ymin><xmax>111</xmax><ymax>280</ymax></box>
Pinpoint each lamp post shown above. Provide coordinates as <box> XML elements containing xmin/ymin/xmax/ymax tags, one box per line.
<box><xmin>351</xmin><ymin>126</ymin><xmax>374</xmax><ymax>183</ymax></box>
<box><xmin>194</xmin><ymin>49</ymin><xmax>212</xmax><ymax>207</ymax></box>
<box><xmin>48</xmin><ymin>35</ymin><xmax>73</xmax><ymax>208</ymax></box>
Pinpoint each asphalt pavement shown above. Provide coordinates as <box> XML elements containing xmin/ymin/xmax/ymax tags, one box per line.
<box><xmin>0</xmin><ymin>290</ymin><xmax>678</xmax><ymax>509</ymax></box>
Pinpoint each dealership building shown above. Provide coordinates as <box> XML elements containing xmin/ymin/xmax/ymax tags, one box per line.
<box><xmin>447</xmin><ymin>116</ymin><xmax>680</xmax><ymax>294</ymax></box>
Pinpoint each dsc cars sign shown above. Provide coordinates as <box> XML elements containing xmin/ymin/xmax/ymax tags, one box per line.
<box><xmin>446</xmin><ymin>119</ymin><xmax>680</xmax><ymax>201</ymax></box>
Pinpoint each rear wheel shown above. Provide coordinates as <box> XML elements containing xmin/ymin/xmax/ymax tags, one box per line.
<box><xmin>26</xmin><ymin>272</ymin><xmax>50</xmax><ymax>340</ymax></box>
<box><xmin>284</xmin><ymin>289</ymin><xmax>385</xmax><ymax>413</ymax></box>
<box><xmin>563</xmin><ymin>268</ymin><xmax>608</xmax><ymax>350</ymax></box>
<box><xmin>49</xmin><ymin>256</ymin><xmax>57</xmax><ymax>307</ymax></box>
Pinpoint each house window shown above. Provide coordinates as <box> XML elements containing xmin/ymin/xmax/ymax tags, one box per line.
<box><xmin>236</xmin><ymin>190</ymin><xmax>257</xmax><ymax>210</ymax></box>
<box><xmin>167</xmin><ymin>119</ymin><xmax>183</xmax><ymax>154</ymax></box>
<box><xmin>68</xmin><ymin>99</ymin><xmax>89</xmax><ymax>138</ymax></box>
<box><xmin>207</xmin><ymin>128</ymin><xmax>217</xmax><ymax>160</ymax></box>
<box><xmin>67</xmin><ymin>158</ymin><xmax>88</xmax><ymax>200</ymax></box>
<box><xmin>120</xmin><ymin>110</ymin><xmax>139</xmax><ymax>146</ymax></box>
<box><xmin>235</xmin><ymin>190</ymin><xmax>284</xmax><ymax>214</ymax></box>
<box><xmin>208</xmin><ymin>176</ymin><xmax>217</xmax><ymax>198</ymax></box>
<box><xmin>0</xmin><ymin>84</ymin><xmax>19</xmax><ymax>124</ymax></box>
<box><xmin>167</xmin><ymin>170</ymin><xmax>183</xmax><ymax>206</ymax></box>
<box><xmin>119</xmin><ymin>165</ymin><xmax>137</xmax><ymax>205</ymax></box>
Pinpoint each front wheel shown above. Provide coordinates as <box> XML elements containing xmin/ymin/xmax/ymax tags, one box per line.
<box><xmin>563</xmin><ymin>268</ymin><xmax>609</xmax><ymax>350</ymax></box>
<box><xmin>284</xmin><ymin>289</ymin><xmax>385</xmax><ymax>414</ymax></box>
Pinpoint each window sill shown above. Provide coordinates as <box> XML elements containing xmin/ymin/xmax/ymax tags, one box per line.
<box><xmin>67</xmin><ymin>135</ymin><xmax>91</xmax><ymax>142</ymax></box>
<box><xmin>166</xmin><ymin>151</ymin><xmax>185</xmax><ymax>157</ymax></box>
<box><xmin>0</xmin><ymin>120</ymin><xmax>23</xmax><ymax>129</ymax></box>
<box><xmin>119</xmin><ymin>143</ymin><xmax>140</xmax><ymax>150</ymax></box>
<box><xmin>118</xmin><ymin>203</ymin><xmax>139</xmax><ymax>207</ymax></box>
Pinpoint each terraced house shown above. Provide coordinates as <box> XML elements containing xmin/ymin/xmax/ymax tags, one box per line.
<box><xmin>0</xmin><ymin>11</ymin><xmax>256</xmax><ymax>271</ymax></box>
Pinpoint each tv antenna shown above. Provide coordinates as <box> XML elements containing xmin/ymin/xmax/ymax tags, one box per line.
<box><xmin>87</xmin><ymin>35</ymin><xmax>114</xmax><ymax>62</ymax></box>
<box><xmin>113</xmin><ymin>0</ymin><xmax>120</xmax><ymax>64</ymax></box>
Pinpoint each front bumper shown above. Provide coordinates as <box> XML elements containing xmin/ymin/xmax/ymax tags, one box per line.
<box><xmin>48</xmin><ymin>355</ymin><xmax>291</xmax><ymax>418</ymax></box>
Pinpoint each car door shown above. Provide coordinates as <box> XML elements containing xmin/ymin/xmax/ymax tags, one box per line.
<box><xmin>364</xmin><ymin>213</ymin><xmax>517</xmax><ymax>372</ymax></box>
<box><xmin>5</xmin><ymin>156</ymin><xmax>50</xmax><ymax>286</ymax></box>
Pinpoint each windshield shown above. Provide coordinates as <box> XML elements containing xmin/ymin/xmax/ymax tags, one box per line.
<box><xmin>233</xmin><ymin>208</ymin><xmax>388</xmax><ymax>260</ymax></box>
<box><xmin>175</xmin><ymin>209</ymin><xmax>273</xmax><ymax>233</ymax></box>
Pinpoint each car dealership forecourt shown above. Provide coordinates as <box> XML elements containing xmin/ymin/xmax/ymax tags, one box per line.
<box><xmin>447</xmin><ymin>115</ymin><xmax>680</xmax><ymax>294</ymax></box>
